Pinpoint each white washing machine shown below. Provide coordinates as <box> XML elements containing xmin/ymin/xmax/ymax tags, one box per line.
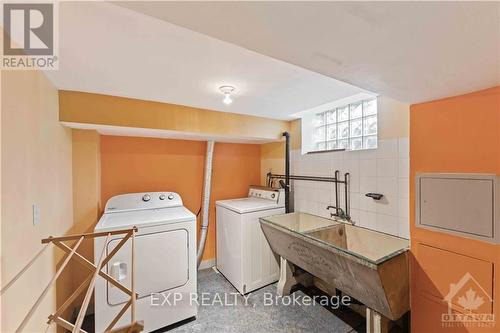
<box><xmin>94</xmin><ymin>192</ymin><xmax>197</xmax><ymax>333</ymax></box>
<box><xmin>216</xmin><ymin>186</ymin><xmax>285</xmax><ymax>294</ymax></box>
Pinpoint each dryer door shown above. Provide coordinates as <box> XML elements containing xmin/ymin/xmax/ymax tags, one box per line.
<box><xmin>106</xmin><ymin>228</ymin><xmax>189</xmax><ymax>306</ymax></box>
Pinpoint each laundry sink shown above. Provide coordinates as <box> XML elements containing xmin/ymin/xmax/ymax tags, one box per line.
<box><xmin>259</xmin><ymin>212</ymin><xmax>410</xmax><ymax>322</ymax></box>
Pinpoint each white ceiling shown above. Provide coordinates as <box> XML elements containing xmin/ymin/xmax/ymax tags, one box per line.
<box><xmin>117</xmin><ymin>1</ymin><xmax>500</xmax><ymax>104</ymax></box>
<box><xmin>42</xmin><ymin>1</ymin><xmax>369</xmax><ymax>121</ymax></box>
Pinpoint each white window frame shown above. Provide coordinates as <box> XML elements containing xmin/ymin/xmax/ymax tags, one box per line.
<box><xmin>300</xmin><ymin>95</ymin><xmax>378</xmax><ymax>154</ymax></box>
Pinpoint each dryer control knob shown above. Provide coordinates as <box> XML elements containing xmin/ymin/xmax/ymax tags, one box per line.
<box><xmin>271</xmin><ymin>193</ymin><xmax>276</xmax><ymax>198</ymax></box>
<box><xmin>159</xmin><ymin>194</ymin><xmax>166</xmax><ymax>200</ymax></box>
<box><xmin>168</xmin><ymin>194</ymin><xmax>174</xmax><ymax>200</ymax></box>
<box><xmin>142</xmin><ymin>194</ymin><xmax>151</xmax><ymax>202</ymax></box>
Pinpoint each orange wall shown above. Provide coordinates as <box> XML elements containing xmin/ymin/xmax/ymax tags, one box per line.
<box><xmin>410</xmin><ymin>87</ymin><xmax>500</xmax><ymax>332</ymax></box>
<box><xmin>100</xmin><ymin>136</ymin><xmax>261</xmax><ymax>261</ymax></box>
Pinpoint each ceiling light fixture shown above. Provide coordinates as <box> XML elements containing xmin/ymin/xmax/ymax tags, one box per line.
<box><xmin>219</xmin><ymin>85</ymin><xmax>235</xmax><ymax>105</ymax></box>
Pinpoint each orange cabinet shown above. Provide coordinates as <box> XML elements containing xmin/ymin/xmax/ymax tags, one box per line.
<box><xmin>413</xmin><ymin>292</ymin><xmax>470</xmax><ymax>333</ymax></box>
<box><xmin>414</xmin><ymin>244</ymin><xmax>493</xmax><ymax>314</ymax></box>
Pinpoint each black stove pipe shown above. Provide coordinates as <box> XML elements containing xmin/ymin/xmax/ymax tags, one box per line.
<box><xmin>282</xmin><ymin>132</ymin><xmax>291</xmax><ymax>213</ymax></box>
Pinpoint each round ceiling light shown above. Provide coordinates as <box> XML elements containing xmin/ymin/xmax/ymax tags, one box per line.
<box><xmin>219</xmin><ymin>85</ymin><xmax>235</xmax><ymax>105</ymax></box>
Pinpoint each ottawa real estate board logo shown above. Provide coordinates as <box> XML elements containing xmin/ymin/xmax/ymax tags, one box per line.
<box><xmin>442</xmin><ymin>272</ymin><xmax>495</xmax><ymax>328</ymax></box>
<box><xmin>2</xmin><ymin>2</ymin><xmax>58</xmax><ymax>69</ymax></box>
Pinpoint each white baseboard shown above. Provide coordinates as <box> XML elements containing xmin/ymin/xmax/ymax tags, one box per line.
<box><xmin>198</xmin><ymin>258</ymin><xmax>216</xmax><ymax>270</ymax></box>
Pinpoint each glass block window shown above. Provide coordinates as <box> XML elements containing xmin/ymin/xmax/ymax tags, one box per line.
<box><xmin>313</xmin><ymin>98</ymin><xmax>377</xmax><ymax>151</ymax></box>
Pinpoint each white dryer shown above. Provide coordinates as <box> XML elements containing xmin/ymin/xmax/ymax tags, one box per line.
<box><xmin>216</xmin><ymin>186</ymin><xmax>284</xmax><ymax>294</ymax></box>
<box><xmin>94</xmin><ymin>192</ymin><xmax>196</xmax><ymax>333</ymax></box>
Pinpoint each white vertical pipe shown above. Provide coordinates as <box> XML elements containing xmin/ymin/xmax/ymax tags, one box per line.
<box><xmin>197</xmin><ymin>141</ymin><xmax>215</xmax><ymax>267</ymax></box>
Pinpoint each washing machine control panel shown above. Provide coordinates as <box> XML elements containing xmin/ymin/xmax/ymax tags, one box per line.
<box><xmin>248</xmin><ymin>186</ymin><xmax>283</xmax><ymax>204</ymax></box>
<box><xmin>105</xmin><ymin>192</ymin><xmax>183</xmax><ymax>213</ymax></box>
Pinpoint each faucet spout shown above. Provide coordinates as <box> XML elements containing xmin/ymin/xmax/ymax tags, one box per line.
<box><xmin>326</xmin><ymin>205</ymin><xmax>353</xmax><ymax>224</ymax></box>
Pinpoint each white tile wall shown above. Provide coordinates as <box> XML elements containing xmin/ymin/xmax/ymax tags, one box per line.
<box><xmin>290</xmin><ymin>138</ymin><xmax>410</xmax><ymax>239</ymax></box>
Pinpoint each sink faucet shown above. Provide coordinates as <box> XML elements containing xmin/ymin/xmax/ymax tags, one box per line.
<box><xmin>326</xmin><ymin>205</ymin><xmax>353</xmax><ymax>224</ymax></box>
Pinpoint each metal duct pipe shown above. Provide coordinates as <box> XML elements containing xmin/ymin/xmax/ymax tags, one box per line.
<box><xmin>197</xmin><ymin>141</ymin><xmax>215</xmax><ymax>267</ymax></box>
<box><xmin>282</xmin><ymin>132</ymin><xmax>291</xmax><ymax>213</ymax></box>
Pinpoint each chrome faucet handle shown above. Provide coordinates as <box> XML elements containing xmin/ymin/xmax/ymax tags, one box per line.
<box><xmin>326</xmin><ymin>205</ymin><xmax>344</xmax><ymax>218</ymax></box>
<box><xmin>327</xmin><ymin>205</ymin><xmax>355</xmax><ymax>225</ymax></box>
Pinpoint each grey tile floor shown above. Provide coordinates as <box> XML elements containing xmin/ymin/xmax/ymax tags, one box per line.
<box><xmin>166</xmin><ymin>268</ymin><xmax>366</xmax><ymax>333</ymax></box>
